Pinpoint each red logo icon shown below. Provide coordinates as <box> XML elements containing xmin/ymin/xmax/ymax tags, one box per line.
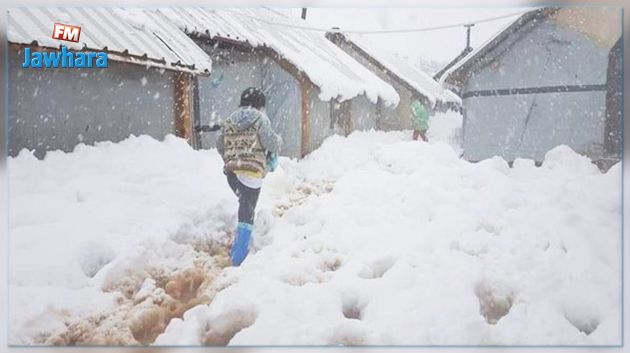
<box><xmin>52</xmin><ymin>23</ymin><xmax>81</xmax><ymax>43</ymax></box>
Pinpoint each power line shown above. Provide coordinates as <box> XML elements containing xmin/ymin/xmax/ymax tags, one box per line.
<box><xmin>224</xmin><ymin>9</ymin><xmax>531</xmax><ymax>35</ymax></box>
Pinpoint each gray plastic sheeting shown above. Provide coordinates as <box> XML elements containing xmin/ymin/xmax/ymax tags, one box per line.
<box><xmin>462</xmin><ymin>17</ymin><xmax>610</xmax><ymax>162</ymax></box>
<box><xmin>196</xmin><ymin>45</ymin><xmax>302</xmax><ymax>158</ymax></box>
<box><xmin>9</xmin><ymin>47</ymin><xmax>177</xmax><ymax>158</ymax></box>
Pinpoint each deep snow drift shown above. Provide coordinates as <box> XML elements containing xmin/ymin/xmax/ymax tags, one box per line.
<box><xmin>8</xmin><ymin>112</ymin><xmax>621</xmax><ymax>345</ymax></box>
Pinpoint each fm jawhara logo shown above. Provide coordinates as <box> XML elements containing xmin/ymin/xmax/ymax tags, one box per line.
<box><xmin>22</xmin><ymin>22</ymin><xmax>107</xmax><ymax>69</ymax></box>
<box><xmin>52</xmin><ymin>22</ymin><xmax>81</xmax><ymax>42</ymax></box>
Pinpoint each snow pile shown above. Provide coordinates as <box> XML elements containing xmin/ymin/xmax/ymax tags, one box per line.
<box><xmin>9</xmin><ymin>135</ymin><xmax>236</xmax><ymax>344</ymax></box>
<box><xmin>427</xmin><ymin>110</ymin><xmax>463</xmax><ymax>153</ymax></box>
<box><xmin>157</xmin><ymin>131</ymin><xmax>621</xmax><ymax>345</ymax></box>
<box><xmin>9</xmin><ymin>113</ymin><xmax>621</xmax><ymax>345</ymax></box>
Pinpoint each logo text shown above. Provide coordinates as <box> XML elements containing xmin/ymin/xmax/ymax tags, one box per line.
<box><xmin>22</xmin><ymin>46</ymin><xmax>108</xmax><ymax>69</ymax></box>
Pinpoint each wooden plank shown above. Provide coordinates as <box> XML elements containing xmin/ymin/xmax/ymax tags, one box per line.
<box><xmin>341</xmin><ymin>99</ymin><xmax>352</xmax><ymax>136</ymax></box>
<box><xmin>174</xmin><ymin>72</ymin><xmax>194</xmax><ymax>143</ymax></box>
<box><xmin>300</xmin><ymin>79</ymin><xmax>312</xmax><ymax>157</ymax></box>
<box><xmin>192</xmin><ymin>76</ymin><xmax>202</xmax><ymax>149</ymax></box>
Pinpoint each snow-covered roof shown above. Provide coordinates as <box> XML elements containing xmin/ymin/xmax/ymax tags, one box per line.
<box><xmin>7</xmin><ymin>7</ymin><xmax>212</xmax><ymax>74</ymax></box>
<box><xmin>158</xmin><ymin>8</ymin><xmax>399</xmax><ymax>106</ymax></box>
<box><xmin>335</xmin><ymin>34</ymin><xmax>461</xmax><ymax>106</ymax></box>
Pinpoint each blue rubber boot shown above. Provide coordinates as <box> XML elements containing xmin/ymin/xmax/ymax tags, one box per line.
<box><xmin>231</xmin><ymin>222</ymin><xmax>253</xmax><ymax>266</ymax></box>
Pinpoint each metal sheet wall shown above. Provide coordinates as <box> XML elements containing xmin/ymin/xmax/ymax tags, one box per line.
<box><xmin>9</xmin><ymin>45</ymin><xmax>176</xmax><ymax>158</ymax></box>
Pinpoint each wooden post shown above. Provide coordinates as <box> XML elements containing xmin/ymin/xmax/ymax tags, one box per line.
<box><xmin>300</xmin><ymin>79</ymin><xmax>312</xmax><ymax>157</ymax></box>
<box><xmin>342</xmin><ymin>100</ymin><xmax>352</xmax><ymax>136</ymax></box>
<box><xmin>174</xmin><ymin>72</ymin><xmax>193</xmax><ymax>143</ymax></box>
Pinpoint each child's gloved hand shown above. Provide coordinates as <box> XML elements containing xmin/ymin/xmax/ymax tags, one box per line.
<box><xmin>266</xmin><ymin>152</ymin><xmax>279</xmax><ymax>172</ymax></box>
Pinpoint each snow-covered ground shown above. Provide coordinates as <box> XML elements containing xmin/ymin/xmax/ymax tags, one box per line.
<box><xmin>8</xmin><ymin>112</ymin><xmax>622</xmax><ymax>345</ymax></box>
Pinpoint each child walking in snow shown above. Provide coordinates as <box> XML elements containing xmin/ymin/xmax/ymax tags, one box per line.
<box><xmin>411</xmin><ymin>98</ymin><xmax>429</xmax><ymax>142</ymax></box>
<box><xmin>217</xmin><ymin>87</ymin><xmax>282</xmax><ymax>266</ymax></box>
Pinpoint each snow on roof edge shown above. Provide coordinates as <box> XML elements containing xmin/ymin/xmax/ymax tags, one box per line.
<box><xmin>158</xmin><ymin>7</ymin><xmax>399</xmax><ymax>106</ymax></box>
<box><xmin>438</xmin><ymin>89</ymin><xmax>462</xmax><ymax>104</ymax></box>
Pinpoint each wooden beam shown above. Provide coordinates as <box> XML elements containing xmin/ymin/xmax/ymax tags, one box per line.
<box><xmin>342</xmin><ymin>100</ymin><xmax>352</xmax><ymax>136</ymax></box>
<box><xmin>300</xmin><ymin>79</ymin><xmax>312</xmax><ymax>157</ymax></box>
<box><xmin>174</xmin><ymin>72</ymin><xmax>194</xmax><ymax>143</ymax></box>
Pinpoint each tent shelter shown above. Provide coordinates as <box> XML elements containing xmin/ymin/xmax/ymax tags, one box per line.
<box><xmin>442</xmin><ymin>7</ymin><xmax>622</xmax><ymax>168</ymax></box>
<box><xmin>7</xmin><ymin>7</ymin><xmax>213</xmax><ymax>158</ymax></box>
<box><xmin>159</xmin><ymin>8</ymin><xmax>399</xmax><ymax>158</ymax></box>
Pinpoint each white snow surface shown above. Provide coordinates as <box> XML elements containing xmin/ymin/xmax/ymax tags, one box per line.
<box><xmin>9</xmin><ymin>135</ymin><xmax>236</xmax><ymax>344</ymax></box>
<box><xmin>8</xmin><ymin>112</ymin><xmax>621</xmax><ymax>345</ymax></box>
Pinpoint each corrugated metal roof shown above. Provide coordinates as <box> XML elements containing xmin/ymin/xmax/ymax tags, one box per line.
<box><xmin>159</xmin><ymin>7</ymin><xmax>400</xmax><ymax>106</ymax></box>
<box><xmin>7</xmin><ymin>7</ymin><xmax>212</xmax><ymax>74</ymax></box>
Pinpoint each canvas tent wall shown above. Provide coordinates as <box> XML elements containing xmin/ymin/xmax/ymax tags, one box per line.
<box><xmin>7</xmin><ymin>7</ymin><xmax>212</xmax><ymax>158</ymax></box>
<box><xmin>443</xmin><ymin>7</ymin><xmax>622</xmax><ymax>167</ymax></box>
<box><xmin>326</xmin><ymin>31</ymin><xmax>462</xmax><ymax>130</ymax></box>
<box><xmin>159</xmin><ymin>8</ymin><xmax>399</xmax><ymax>158</ymax></box>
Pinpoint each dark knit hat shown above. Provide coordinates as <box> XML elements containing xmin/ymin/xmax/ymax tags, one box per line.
<box><xmin>240</xmin><ymin>87</ymin><xmax>266</xmax><ymax>109</ymax></box>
